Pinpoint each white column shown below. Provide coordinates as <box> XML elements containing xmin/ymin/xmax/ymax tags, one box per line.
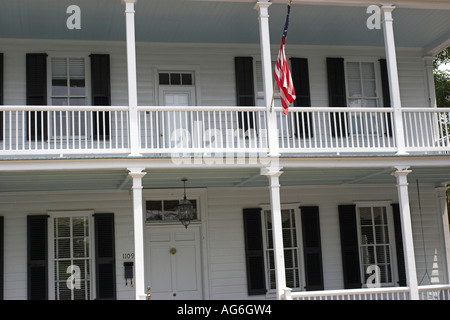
<box><xmin>392</xmin><ymin>166</ymin><xmax>419</xmax><ymax>299</ymax></box>
<box><xmin>261</xmin><ymin>166</ymin><xmax>286</xmax><ymax>300</ymax></box>
<box><xmin>435</xmin><ymin>185</ymin><xmax>450</xmax><ymax>283</ymax></box>
<box><xmin>128</xmin><ymin>167</ymin><xmax>147</xmax><ymax>300</ymax></box>
<box><xmin>254</xmin><ymin>1</ymin><xmax>280</xmax><ymax>158</ymax></box>
<box><xmin>123</xmin><ymin>0</ymin><xmax>141</xmax><ymax>156</ymax></box>
<box><xmin>381</xmin><ymin>5</ymin><xmax>407</xmax><ymax>155</ymax></box>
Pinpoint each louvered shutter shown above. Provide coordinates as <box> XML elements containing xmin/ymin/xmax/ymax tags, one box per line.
<box><xmin>391</xmin><ymin>203</ymin><xmax>406</xmax><ymax>286</ymax></box>
<box><xmin>0</xmin><ymin>216</ymin><xmax>3</xmax><ymax>300</ymax></box>
<box><xmin>0</xmin><ymin>53</ymin><xmax>3</xmax><ymax>141</ymax></box>
<box><xmin>290</xmin><ymin>58</ymin><xmax>313</xmax><ymax>138</ymax></box>
<box><xmin>27</xmin><ymin>215</ymin><xmax>48</xmax><ymax>300</ymax></box>
<box><xmin>235</xmin><ymin>57</ymin><xmax>256</xmax><ymax>131</ymax></box>
<box><xmin>327</xmin><ymin>58</ymin><xmax>348</xmax><ymax>137</ymax></box>
<box><xmin>379</xmin><ymin>59</ymin><xmax>393</xmax><ymax>136</ymax></box>
<box><xmin>243</xmin><ymin>208</ymin><xmax>266</xmax><ymax>295</ymax></box>
<box><xmin>300</xmin><ymin>206</ymin><xmax>324</xmax><ymax>290</ymax></box>
<box><xmin>90</xmin><ymin>54</ymin><xmax>111</xmax><ymax>140</ymax></box>
<box><xmin>338</xmin><ymin>205</ymin><xmax>361</xmax><ymax>289</ymax></box>
<box><xmin>26</xmin><ymin>54</ymin><xmax>48</xmax><ymax>141</ymax></box>
<box><xmin>94</xmin><ymin>213</ymin><xmax>116</xmax><ymax>300</ymax></box>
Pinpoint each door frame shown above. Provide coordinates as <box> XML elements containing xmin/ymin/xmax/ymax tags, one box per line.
<box><xmin>142</xmin><ymin>187</ymin><xmax>210</xmax><ymax>299</ymax></box>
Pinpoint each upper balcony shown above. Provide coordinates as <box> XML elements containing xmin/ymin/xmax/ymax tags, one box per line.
<box><xmin>0</xmin><ymin>0</ymin><xmax>449</xmax><ymax>159</ymax></box>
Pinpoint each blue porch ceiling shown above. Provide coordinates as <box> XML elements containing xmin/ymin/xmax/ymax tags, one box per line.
<box><xmin>0</xmin><ymin>0</ymin><xmax>449</xmax><ymax>51</ymax></box>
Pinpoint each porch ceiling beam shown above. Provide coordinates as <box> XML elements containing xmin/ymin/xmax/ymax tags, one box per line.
<box><xmin>1</xmin><ymin>156</ymin><xmax>449</xmax><ymax>171</ymax></box>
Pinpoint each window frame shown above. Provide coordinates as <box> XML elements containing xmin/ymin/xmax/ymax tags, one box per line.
<box><xmin>343</xmin><ymin>57</ymin><xmax>383</xmax><ymax>109</ymax></box>
<box><xmin>260</xmin><ymin>203</ymin><xmax>305</xmax><ymax>295</ymax></box>
<box><xmin>354</xmin><ymin>201</ymin><xmax>399</xmax><ymax>288</ymax></box>
<box><xmin>46</xmin><ymin>53</ymin><xmax>91</xmax><ymax>140</ymax></box>
<box><xmin>47</xmin><ymin>210</ymin><xmax>95</xmax><ymax>300</ymax></box>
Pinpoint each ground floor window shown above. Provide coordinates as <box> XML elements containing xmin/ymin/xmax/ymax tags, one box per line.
<box><xmin>50</xmin><ymin>211</ymin><xmax>92</xmax><ymax>300</ymax></box>
<box><xmin>262</xmin><ymin>206</ymin><xmax>302</xmax><ymax>291</ymax></box>
<box><xmin>356</xmin><ymin>203</ymin><xmax>395</xmax><ymax>287</ymax></box>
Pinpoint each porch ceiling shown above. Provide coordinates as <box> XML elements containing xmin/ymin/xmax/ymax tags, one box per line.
<box><xmin>0</xmin><ymin>0</ymin><xmax>448</xmax><ymax>54</ymax></box>
<box><xmin>0</xmin><ymin>166</ymin><xmax>448</xmax><ymax>193</ymax></box>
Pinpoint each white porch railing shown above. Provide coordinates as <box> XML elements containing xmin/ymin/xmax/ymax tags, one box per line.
<box><xmin>282</xmin><ymin>284</ymin><xmax>450</xmax><ymax>300</ymax></box>
<box><xmin>0</xmin><ymin>106</ymin><xmax>130</xmax><ymax>155</ymax></box>
<box><xmin>137</xmin><ymin>106</ymin><xmax>268</xmax><ymax>155</ymax></box>
<box><xmin>0</xmin><ymin>106</ymin><xmax>449</xmax><ymax>157</ymax></box>
<box><xmin>274</xmin><ymin>107</ymin><xmax>397</xmax><ymax>154</ymax></box>
<box><xmin>402</xmin><ymin>108</ymin><xmax>450</xmax><ymax>153</ymax></box>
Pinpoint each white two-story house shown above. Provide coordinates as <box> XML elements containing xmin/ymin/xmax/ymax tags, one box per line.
<box><xmin>0</xmin><ymin>0</ymin><xmax>449</xmax><ymax>300</ymax></box>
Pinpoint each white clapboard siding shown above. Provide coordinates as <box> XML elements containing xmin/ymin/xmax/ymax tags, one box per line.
<box><xmin>0</xmin><ymin>182</ymin><xmax>446</xmax><ymax>300</ymax></box>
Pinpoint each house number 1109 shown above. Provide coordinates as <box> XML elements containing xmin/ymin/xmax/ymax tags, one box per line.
<box><xmin>122</xmin><ymin>253</ymin><xmax>134</xmax><ymax>259</ymax></box>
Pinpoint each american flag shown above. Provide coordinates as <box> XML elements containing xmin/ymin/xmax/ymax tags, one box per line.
<box><xmin>274</xmin><ymin>2</ymin><xmax>296</xmax><ymax>115</ymax></box>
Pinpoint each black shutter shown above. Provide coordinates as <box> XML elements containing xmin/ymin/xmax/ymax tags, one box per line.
<box><xmin>391</xmin><ymin>203</ymin><xmax>407</xmax><ymax>286</ymax></box>
<box><xmin>26</xmin><ymin>54</ymin><xmax>48</xmax><ymax>141</ymax></box>
<box><xmin>235</xmin><ymin>57</ymin><xmax>255</xmax><ymax>131</ymax></box>
<box><xmin>0</xmin><ymin>216</ymin><xmax>3</xmax><ymax>300</ymax></box>
<box><xmin>300</xmin><ymin>206</ymin><xmax>324</xmax><ymax>291</ymax></box>
<box><xmin>379</xmin><ymin>59</ymin><xmax>393</xmax><ymax>136</ymax></box>
<box><xmin>290</xmin><ymin>58</ymin><xmax>313</xmax><ymax>138</ymax></box>
<box><xmin>0</xmin><ymin>53</ymin><xmax>3</xmax><ymax>141</ymax></box>
<box><xmin>27</xmin><ymin>215</ymin><xmax>48</xmax><ymax>300</ymax></box>
<box><xmin>243</xmin><ymin>208</ymin><xmax>266</xmax><ymax>295</ymax></box>
<box><xmin>338</xmin><ymin>205</ymin><xmax>361</xmax><ymax>289</ymax></box>
<box><xmin>94</xmin><ymin>213</ymin><xmax>116</xmax><ymax>300</ymax></box>
<box><xmin>327</xmin><ymin>58</ymin><xmax>348</xmax><ymax>137</ymax></box>
<box><xmin>90</xmin><ymin>54</ymin><xmax>111</xmax><ymax>140</ymax></box>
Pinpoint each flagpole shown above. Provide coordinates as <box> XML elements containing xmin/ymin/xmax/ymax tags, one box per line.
<box><xmin>270</xmin><ymin>0</ymin><xmax>293</xmax><ymax>113</ymax></box>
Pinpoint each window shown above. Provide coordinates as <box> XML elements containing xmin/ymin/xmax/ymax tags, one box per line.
<box><xmin>50</xmin><ymin>57</ymin><xmax>88</xmax><ymax>137</ymax></box>
<box><xmin>262</xmin><ymin>207</ymin><xmax>302</xmax><ymax>291</ymax></box>
<box><xmin>50</xmin><ymin>212</ymin><xmax>92</xmax><ymax>300</ymax></box>
<box><xmin>356</xmin><ymin>204</ymin><xmax>395</xmax><ymax>286</ymax></box>
<box><xmin>345</xmin><ymin>61</ymin><xmax>379</xmax><ymax>108</ymax></box>
<box><xmin>146</xmin><ymin>199</ymin><xmax>198</xmax><ymax>223</ymax></box>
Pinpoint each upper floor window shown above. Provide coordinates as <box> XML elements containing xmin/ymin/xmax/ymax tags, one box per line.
<box><xmin>345</xmin><ymin>61</ymin><xmax>379</xmax><ymax>108</ymax></box>
<box><xmin>51</xmin><ymin>57</ymin><xmax>87</xmax><ymax>106</ymax></box>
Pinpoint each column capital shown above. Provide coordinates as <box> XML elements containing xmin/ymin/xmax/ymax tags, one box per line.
<box><xmin>128</xmin><ymin>167</ymin><xmax>147</xmax><ymax>181</ymax></box>
<box><xmin>261</xmin><ymin>166</ymin><xmax>283</xmax><ymax>178</ymax></box>
<box><xmin>122</xmin><ymin>0</ymin><xmax>138</xmax><ymax>4</ymax></box>
<box><xmin>254</xmin><ymin>1</ymin><xmax>272</xmax><ymax>10</ymax></box>
<box><xmin>381</xmin><ymin>4</ymin><xmax>395</xmax><ymax>22</ymax></box>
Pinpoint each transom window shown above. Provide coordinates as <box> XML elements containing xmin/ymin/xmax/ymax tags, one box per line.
<box><xmin>51</xmin><ymin>212</ymin><xmax>92</xmax><ymax>300</ymax></box>
<box><xmin>346</xmin><ymin>61</ymin><xmax>379</xmax><ymax>108</ymax></box>
<box><xmin>146</xmin><ymin>199</ymin><xmax>198</xmax><ymax>223</ymax></box>
<box><xmin>356</xmin><ymin>204</ymin><xmax>394</xmax><ymax>286</ymax></box>
<box><xmin>158</xmin><ymin>72</ymin><xmax>194</xmax><ymax>86</ymax></box>
<box><xmin>262</xmin><ymin>207</ymin><xmax>302</xmax><ymax>291</ymax></box>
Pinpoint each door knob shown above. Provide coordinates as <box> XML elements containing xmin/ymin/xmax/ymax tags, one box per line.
<box><xmin>170</xmin><ymin>247</ymin><xmax>177</xmax><ymax>255</ymax></box>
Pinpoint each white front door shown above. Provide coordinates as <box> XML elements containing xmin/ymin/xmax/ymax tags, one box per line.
<box><xmin>145</xmin><ymin>225</ymin><xmax>202</xmax><ymax>300</ymax></box>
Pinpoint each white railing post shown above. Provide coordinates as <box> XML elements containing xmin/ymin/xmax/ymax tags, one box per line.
<box><xmin>261</xmin><ymin>166</ymin><xmax>286</xmax><ymax>300</ymax></box>
<box><xmin>392</xmin><ymin>166</ymin><xmax>419</xmax><ymax>300</ymax></box>
<box><xmin>128</xmin><ymin>167</ymin><xmax>147</xmax><ymax>300</ymax></box>
<box><xmin>254</xmin><ymin>1</ymin><xmax>280</xmax><ymax>158</ymax></box>
<box><xmin>123</xmin><ymin>0</ymin><xmax>141</xmax><ymax>157</ymax></box>
<box><xmin>381</xmin><ymin>5</ymin><xmax>407</xmax><ymax>155</ymax></box>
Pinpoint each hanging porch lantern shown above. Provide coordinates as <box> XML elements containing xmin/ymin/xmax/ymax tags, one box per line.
<box><xmin>178</xmin><ymin>178</ymin><xmax>194</xmax><ymax>229</ymax></box>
